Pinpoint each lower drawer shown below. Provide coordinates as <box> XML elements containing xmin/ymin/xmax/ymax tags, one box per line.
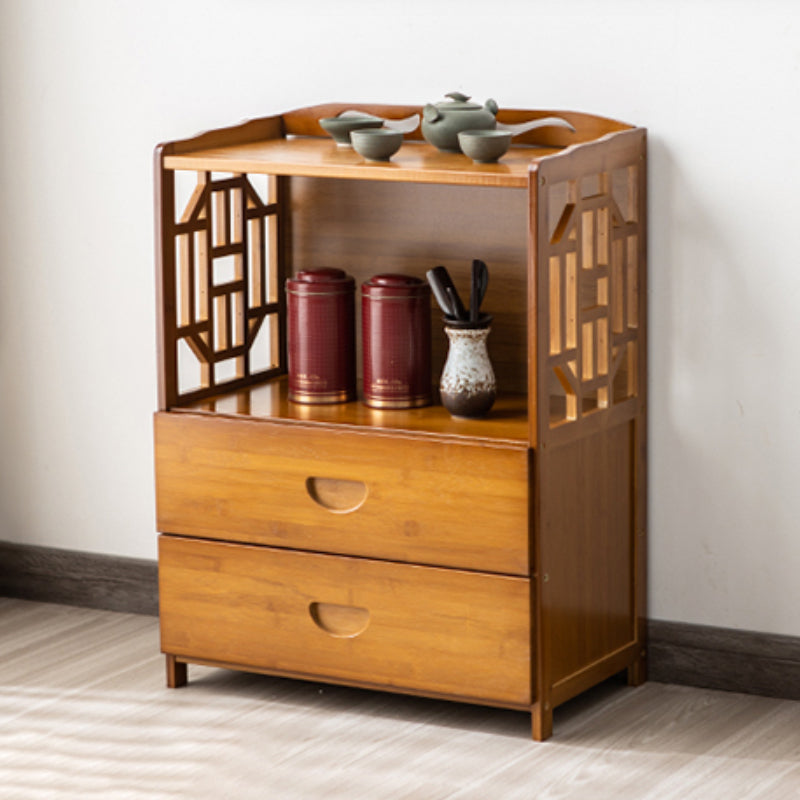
<box><xmin>159</xmin><ymin>535</ymin><xmax>531</xmax><ymax>707</ymax></box>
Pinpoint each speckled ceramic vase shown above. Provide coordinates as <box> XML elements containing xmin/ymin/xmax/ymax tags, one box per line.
<box><xmin>439</xmin><ymin>317</ymin><xmax>496</xmax><ymax>419</ymax></box>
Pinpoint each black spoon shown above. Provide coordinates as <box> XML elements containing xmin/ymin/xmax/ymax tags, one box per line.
<box><xmin>426</xmin><ymin>267</ymin><xmax>455</xmax><ymax>317</ymax></box>
<box><xmin>427</xmin><ymin>265</ymin><xmax>466</xmax><ymax>320</ymax></box>
<box><xmin>470</xmin><ymin>259</ymin><xmax>489</xmax><ymax>322</ymax></box>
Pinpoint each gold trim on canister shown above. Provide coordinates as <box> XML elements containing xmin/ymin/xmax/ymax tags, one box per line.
<box><xmin>362</xmin><ymin>393</ymin><xmax>432</xmax><ymax>409</ymax></box>
<box><xmin>289</xmin><ymin>388</ymin><xmax>353</xmax><ymax>404</ymax></box>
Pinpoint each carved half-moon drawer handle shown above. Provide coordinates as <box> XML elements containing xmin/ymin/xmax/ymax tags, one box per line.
<box><xmin>309</xmin><ymin>602</ymin><xmax>370</xmax><ymax>638</ymax></box>
<box><xmin>305</xmin><ymin>477</ymin><xmax>368</xmax><ymax>513</ymax></box>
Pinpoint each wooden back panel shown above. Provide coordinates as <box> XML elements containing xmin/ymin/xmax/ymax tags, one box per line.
<box><xmin>286</xmin><ymin>177</ymin><xmax>529</xmax><ymax>393</ymax></box>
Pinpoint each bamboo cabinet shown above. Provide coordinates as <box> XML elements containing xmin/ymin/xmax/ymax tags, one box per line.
<box><xmin>153</xmin><ymin>103</ymin><xmax>647</xmax><ymax>741</ymax></box>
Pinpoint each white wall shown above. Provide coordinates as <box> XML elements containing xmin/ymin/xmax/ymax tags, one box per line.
<box><xmin>1</xmin><ymin>0</ymin><xmax>798</xmax><ymax>637</ymax></box>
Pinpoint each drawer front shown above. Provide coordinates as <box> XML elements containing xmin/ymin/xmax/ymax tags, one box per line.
<box><xmin>155</xmin><ymin>412</ymin><xmax>529</xmax><ymax>575</ymax></box>
<box><xmin>159</xmin><ymin>536</ymin><xmax>531</xmax><ymax>706</ymax></box>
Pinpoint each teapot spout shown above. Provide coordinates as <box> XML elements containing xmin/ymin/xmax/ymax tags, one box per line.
<box><xmin>497</xmin><ymin>115</ymin><xmax>577</xmax><ymax>136</ymax></box>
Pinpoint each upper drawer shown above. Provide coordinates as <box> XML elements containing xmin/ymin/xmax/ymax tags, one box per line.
<box><xmin>155</xmin><ymin>412</ymin><xmax>529</xmax><ymax>575</ymax></box>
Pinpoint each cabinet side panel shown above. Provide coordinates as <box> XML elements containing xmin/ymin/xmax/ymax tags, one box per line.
<box><xmin>156</xmin><ymin>163</ymin><xmax>287</xmax><ymax>407</ymax></box>
<box><xmin>539</xmin><ymin>421</ymin><xmax>636</xmax><ymax>687</ymax></box>
<box><xmin>154</xmin><ymin>150</ymin><xmax>177</xmax><ymax>410</ymax></box>
<box><xmin>534</xmin><ymin>128</ymin><xmax>646</xmax><ymax>440</ymax></box>
<box><xmin>531</xmin><ymin>128</ymin><xmax>647</xmax><ymax>705</ymax></box>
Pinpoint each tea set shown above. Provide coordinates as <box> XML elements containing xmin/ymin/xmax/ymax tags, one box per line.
<box><xmin>319</xmin><ymin>91</ymin><xmax>575</xmax><ymax>163</ymax></box>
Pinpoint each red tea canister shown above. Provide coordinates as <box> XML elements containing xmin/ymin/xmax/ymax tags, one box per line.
<box><xmin>362</xmin><ymin>274</ymin><xmax>432</xmax><ymax>409</ymax></box>
<box><xmin>287</xmin><ymin>268</ymin><xmax>356</xmax><ymax>404</ymax></box>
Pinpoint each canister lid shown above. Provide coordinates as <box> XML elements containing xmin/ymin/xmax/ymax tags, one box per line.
<box><xmin>287</xmin><ymin>268</ymin><xmax>354</xmax><ymax>293</ymax></box>
<box><xmin>362</xmin><ymin>273</ymin><xmax>430</xmax><ymax>297</ymax></box>
<box><xmin>367</xmin><ymin>274</ymin><xmax>422</xmax><ymax>287</ymax></box>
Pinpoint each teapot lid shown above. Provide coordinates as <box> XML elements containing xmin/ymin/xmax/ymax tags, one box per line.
<box><xmin>434</xmin><ymin>91</ymin><xmax>483</xmax><ymax>111</ymax></box>
<box><xmin>366</xmin><ymin>274</ymin><xmax>424</xmax><ymax>287</ymax></box>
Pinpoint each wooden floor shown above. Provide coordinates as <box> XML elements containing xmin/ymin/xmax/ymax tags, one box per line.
<box><xmin>1</xmin><ymin>599</ymin><xmax>799</xmax><ymax>799</ymax></box>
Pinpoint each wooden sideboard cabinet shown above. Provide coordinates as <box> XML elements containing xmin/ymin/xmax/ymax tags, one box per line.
<box><xmin>153</xmin><ymin>102</ymin><xmax>647</xmax><ymax>741</ymax></box>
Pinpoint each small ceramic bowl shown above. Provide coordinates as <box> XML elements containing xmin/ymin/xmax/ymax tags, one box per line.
<box><xmin>350</xmin><ymin>128</ymin><xmax>404</xmax><ymax>161</ymax></box>
<box><xmin>319</xmin><ymin>115</ymin><xmax>383</xmax><ymax>146</ymax></box>
<box><xmin>458</xmin><ymin>129</ymin><xmax>512</xmax><ymax>163</ymax></box>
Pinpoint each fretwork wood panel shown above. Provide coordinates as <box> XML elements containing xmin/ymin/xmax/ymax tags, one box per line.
<box><xmin>156</xmin><ymin>168</ymin><xmax>285</xmax><ymax>408</ymax></box>
<box><xmin>533</xmin><ymin>129</ymin><xmax>646</xmax><ymax>444</ymax></box>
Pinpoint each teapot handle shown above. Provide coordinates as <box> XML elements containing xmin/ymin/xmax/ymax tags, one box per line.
<box><xmin>485</xmin><ymin>98</ymin><xmax>499</xmax><ymax>115</ymax></box>
<box><xmin>423</xmin><ymin>104</ymin><xmax>441</xmax><ymax>123</ymax></box>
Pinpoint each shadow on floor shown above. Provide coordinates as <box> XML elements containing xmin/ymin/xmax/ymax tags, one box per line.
<box><xmin>184</xmin><ymin>666</ymin><xmax>636</xmax><ymax>741</ymax></box>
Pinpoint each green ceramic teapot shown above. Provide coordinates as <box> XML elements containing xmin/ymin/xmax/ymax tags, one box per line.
<box><xmin>422</xmin><ymin>92</ymin><xmax>499</xmax><ymax>153</ymax></box>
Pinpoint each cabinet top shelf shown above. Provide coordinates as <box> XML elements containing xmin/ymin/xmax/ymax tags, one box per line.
<box><xmin>163</xmin><ymin>137</ymin><xmax>561</xmax><ymax>189</ymax></box>
<box><xmin>157</xmin><ymin>102</ymin><xmax>636</xmax><ymax>189</ymax></box>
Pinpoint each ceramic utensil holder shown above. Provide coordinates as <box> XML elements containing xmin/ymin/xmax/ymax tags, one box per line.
<box><xmin>439</xmin><ymin>315</ymin><xmax>496</xmax><ymax>419</ymax></box>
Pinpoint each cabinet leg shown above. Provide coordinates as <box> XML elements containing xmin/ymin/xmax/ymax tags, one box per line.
<box><xmin>627</xmin><ymin>651</ymin><xmax>647</xmax><ymax>687</ymax></box>
<box><xmin>531</xmin><ymin>701</ymin><xmax>553</xmax><ymax>742</ymax></box>
<box><xmin>166</xmin><ymin>654</ymin><xmax>187</xmax><ymax>688</ymax></box>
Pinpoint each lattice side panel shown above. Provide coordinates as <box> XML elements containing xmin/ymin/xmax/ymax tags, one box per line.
<box><xmin>171</xmin><ymin>172</ymin><xmax>282</xmax><ymax>401</ymax></box>
<box><xmin>538</xmin><ymin>145</ymin><xmax>643</xmax><ymax>433</ymax></box>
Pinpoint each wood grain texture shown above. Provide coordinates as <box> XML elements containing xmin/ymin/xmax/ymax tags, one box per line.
<box><xmin>165</xmin><ymin>653</ymin><xmax>187</xmax><ymax>688</ymax></box>
<box><xmin>154</xmin><ymin>150</ymin><xmax>177</xmax><ymax>411</ymax></box>
<box><xmin>164</xmin><ymin>102</ymin><xmax>631</xmax><ymax>150</ymax></box>
<box><xmin>163</xmin><ymin>137</ymin><xmax>558</xmax><ymax>189</ymax></box>
<box><xmin>527</xmin><ymin>128</ymin><xmax>648</xmax><ymax>733</ymax></box>
<box><xmin>4</xmin><ymin>551</ymin><xmax>799</xmax><ymax>707</ymax></box>
<box><xmin>155</xmin><ymin>168</ymin><xmax>286</xmax><ymax>409</ymax></box>
<box><xmin>155</xmin><ymin>411</ymin><xmax>529</xmax><ymax>575</ymax></box>
<box><xmin>159</xmin><ymin>536</ymin><xmax>531</xmax><ymax>706</ymax></box>
<box><xmin>531</xmin><ymin>127</ymin><xmax>647</xmax><ymax>448</ymax></box>
<box><xmin>160</xmin><ymin>114</ymin><xmax>285</xmax><ymax>156</ymax></box>
<box><xmin>543</xmin><ymin>422</ymin><xmax>636</xmax><ymax>680</ymax></box>
<box><xmin>535</xmin><ymin>420</ymin><xmax>640</xmax><ymax>722</ymax></box>
<box><xmin>176</xmin><ymin>377</ymin><xmax>529</xmax><ymax>444</ymax></box>
<box><xmin>159</xmin><ymin>104</ymin><xmax>633</xmax><ymax>188</ymax></box>
<box><xmin>286</xmin><ymin>177</ymin><xmax>529</xmax><ymax>394</ymax></box>
<box><xmin>3</xmin><ymin>598</ymin><xmax>800</xmax><ymax>800</ymax></box>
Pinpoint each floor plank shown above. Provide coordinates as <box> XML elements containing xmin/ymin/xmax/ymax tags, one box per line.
<box><xmin>1</xmin><ymin>598</ymin><xmax>798</xmax><ymax>799</ymax></box>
